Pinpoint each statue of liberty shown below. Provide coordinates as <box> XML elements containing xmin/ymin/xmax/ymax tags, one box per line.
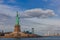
<box><xmin>16</xmin><ymin>11</ymin><xmax>19</xmax><ymax>25</ymax></box>
<box><xmin>14</xmin><ymin>11</ymin><xmax>21</xmax><ymax>32</ymax></box>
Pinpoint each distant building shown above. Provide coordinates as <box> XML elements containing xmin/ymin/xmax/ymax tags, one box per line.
<box><xmin>32</xmin><ymin>28</ymin><xmax>34</xmax><ymax>34</ymax></box>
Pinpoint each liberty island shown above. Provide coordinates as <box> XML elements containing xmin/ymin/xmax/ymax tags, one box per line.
<box><xmin>0</xmin><ymin>11</ymin><xmax>41</xmax><ymax>38</ymax></box>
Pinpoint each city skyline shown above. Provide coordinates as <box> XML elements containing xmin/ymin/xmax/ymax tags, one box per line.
<box><xmin>0</xmin><ymin>0</ymin><xmax>60</xmax><ymax>35</ymax></box>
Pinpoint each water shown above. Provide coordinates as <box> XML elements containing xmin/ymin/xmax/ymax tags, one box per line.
<box><xmin>0</xmin><ymin>36</ymin><xmax>60</xmax><ymax>40</ymax></box>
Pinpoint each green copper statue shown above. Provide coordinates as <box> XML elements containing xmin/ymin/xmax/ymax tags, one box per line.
<box><xmin>16</xmin><ymin>11</ymin><xmax>19</xmax><ymax>25</ymax></box>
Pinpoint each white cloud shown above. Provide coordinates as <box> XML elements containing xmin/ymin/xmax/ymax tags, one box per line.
<box><xmin>26</xmin><ymin>18</ymin><xmax>60</xmax><ymax>33</ymax></box>
<box><xmin>48</xmin><ymin>0</ymin><xmax>60</xmax><ymax>17</ymax></box>
<box><xmin>0</xmin><ymin>4</ymin><xmax>56</xmax><ymax>18</ymax></box>
<box><xmin>23</xmin><ymin>8</ymin><xmax>57</xmax><ymax>18</ymax></box>
<box><xmin>0</xmin><ymin>4</ymin><xmax>21</xmax><ymax>17</ymax></box>
<box><xmin>20</xmin><ymin>18</ymin><xmax>60</xmax><ymax>35</ymax></box>
<box><xmin>27</xmin><ymin>18</ymin><xmax>60</xmax><ymax>26</ymax></box>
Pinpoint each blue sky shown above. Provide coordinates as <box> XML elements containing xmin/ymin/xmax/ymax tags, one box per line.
<box><xmin>0</xmin><ymin>0</ymin><xmax>60</xmax><ymax>35</ymax></box>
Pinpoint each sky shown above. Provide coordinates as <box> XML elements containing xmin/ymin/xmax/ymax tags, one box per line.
<box><xmin>0</xmin><ymin>0</ymin><xmax>60</xmax><ymax>35</ymax></box>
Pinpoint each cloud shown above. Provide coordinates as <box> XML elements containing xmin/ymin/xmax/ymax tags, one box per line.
<box><xmin>0</xmin><ymin>4</ymin><xmax>21</xmax><ymax>17</ymax></box>
<box><xmin>0</xmin><ymin>4</ymin><xmax>20</xmax><ymax>25</ymax></box>
<box><xmin>0</xmin><ymin>4</ymin><xmax>56</xmax><ymax>18</ymax></box>
<box><xmin>0</xmin><ymin>0</ymin><xmax>4</xmax><ymax>4</ymax></box>
<box><xmin>22</xmin><ymin>8</ymin><xmax>57</xmax><ymax>18</ymax></box>
<box><xmin>19</xmin><ymin>18</ymin><xmax>60</xmax><ymax>35</ymax></box>
<box><xmin>49</xmin><ymin>0</ymin><xmax>60</xmax><ymax>7</ymax></box>
<box><xmin>46</xmin><ymin>0</ymin><xmax>60</xmax><ymax>17</ymax></box>
<box><xmin>26</xmin><ymin>18</ymin><xmax>60</xmax><ymax>34</ymax></box>
<box><xmin>0</xmin><ymin>5</ymin><xmax>56</xmax><ymax>18</ymax></box>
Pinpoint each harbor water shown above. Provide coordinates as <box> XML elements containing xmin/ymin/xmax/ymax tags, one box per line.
<box><xmin>0</xmin><ymin>36</ymin><xmax>60</xmax><ymax>40</ymax></box>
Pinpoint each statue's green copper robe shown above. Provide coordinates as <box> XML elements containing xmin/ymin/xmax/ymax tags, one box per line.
<box><xmin>16</xmin><ymin>12</ymin><xmax>19</xmax><ymax>25</ymax></box>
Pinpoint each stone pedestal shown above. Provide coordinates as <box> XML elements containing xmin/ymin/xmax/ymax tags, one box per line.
<box><xmin>14</xmin><ymin>25</ymin><xmax>21</xmax><ymax>32</ymax></box>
